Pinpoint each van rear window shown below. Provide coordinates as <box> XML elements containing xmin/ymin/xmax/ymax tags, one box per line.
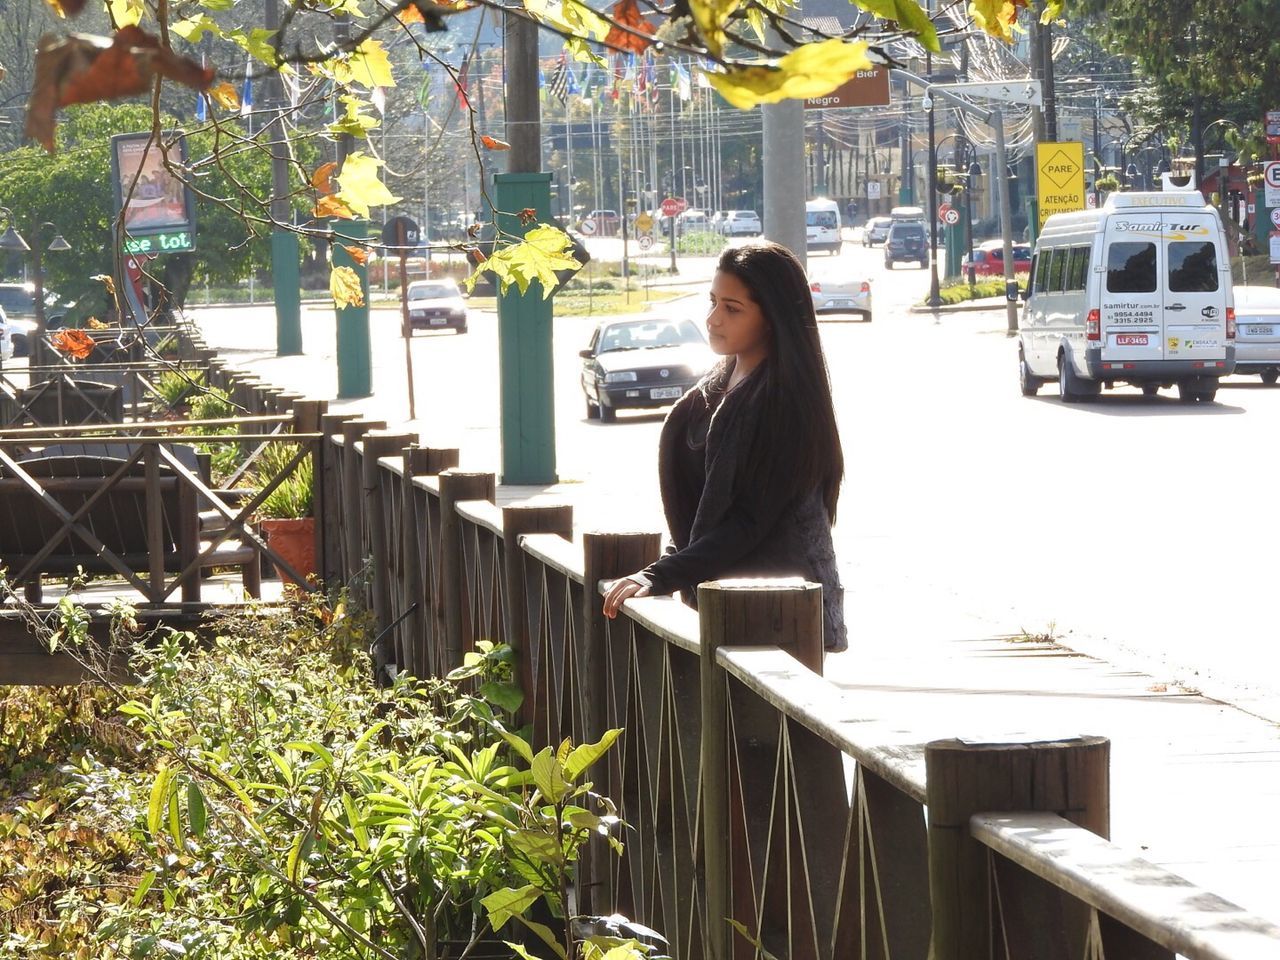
<box><xmin>1106</xmin><ymin>242</ymin><xmax>1156</xmax><ymax>293</ymax></box>
<box><xmin>1168</xmin><ymin>241</ymin><xmax>1218</xmax><ymax>292</ymax></box>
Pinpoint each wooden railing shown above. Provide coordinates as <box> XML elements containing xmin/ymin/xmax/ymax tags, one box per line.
<box><xmin>179</xmin><ymin>322</ymin><xmax>1280</xmax><ymax>960</ymax></box>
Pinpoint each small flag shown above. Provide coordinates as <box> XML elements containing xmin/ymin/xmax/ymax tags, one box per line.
<box><xmin>548</xmin><ymin>55</ymin><xmax>570</xmax><ymax>104</ymax></box>
<box><xmin>567</xmin><ymin>65</ymin><xmax>582</xmax><ymax>98</ymax></box>
<box><xmin>417</xmin><ymin>62</ymin><xmax>432</xmax><ymax>107</ymax></box>
<box><xmin>240</xmin><ymin>57</ymin><xmax>253</xmax><ymax>117</ymax></box>
<box><xmin>696</xmin><ymin>57</ymin><xmax>714</xmax><ymax>89</ymax></box>
<box><xmin>674</xmin><ymin>62</ymin><xmax>692</xmax><ymax>101</ymax></box>
<box><xmin>371</xmin><ymin>85</ymin><xmax>386</xmax><ymax>114</ymax></box>
<box><xmin>455</xmin><ymin>58</ymin><xmax>471</xmax><ymax>108</ymax></box>
<box><xmin>194</xmin><ymin>55</ymin><xmax>208</xmax><ymax>121</ymax></box>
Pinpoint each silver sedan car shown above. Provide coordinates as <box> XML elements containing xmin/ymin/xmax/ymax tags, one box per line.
<box><xmin>1233</xmin><ymin>286</ymin><xmax>1280</xmax><ymax>385</ymax></box>
<box><xmin>809</xmin><ymin>274</ymin><xmax>872</xmax><ymax>322</ymax></box>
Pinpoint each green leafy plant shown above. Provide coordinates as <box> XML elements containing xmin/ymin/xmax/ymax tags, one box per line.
<box><xmin>154</xmin><ymin>370</ymin><xmax>205</xmax><ymax>409</ymax></box>
<box><xmin>676</xmin><ymin>230</ymin><xmax>727</xmax><ymax>256</ymax></box>
<box><xmin>254</xmin><ymin>443</ymin><xmax>314</xmax><ymax>519</ymax></box>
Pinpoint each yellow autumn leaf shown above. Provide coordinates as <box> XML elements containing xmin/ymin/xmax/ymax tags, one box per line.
<box><xmin>688</xmin><ymin>0</ymin><xmax>741</xmax><ymax>57</ymax></box>
<box><xmin>208</xmin><ymin>82</ymin><xmax>239</xmax><ymax>111</ymax></box>
<box><xmin>335</xmin><ymin>152</ymin><xmax>400</xmax><ymax>219</ymax></box>
<box><xmin>525</xmin><ymin>0</ymin><xmax>610</xmax><ymax>42</ymax></box>
<box><xmin>338</xmin><ymin>39</ymin><xmax>397</xmax><ymax>91</ymax></box>
<box><xmin>330</xmin><ymin>266</ymin><xmax>365</xmax><ymax>309</ymax></box>
<box><xmin>107</xmin><ymin>0</ymin><xmax>145</xmax><ymax>27</ymax></box>
<box><xmin>705</xmin><ymin>39</ymin><xmax>874</xmax><ymax>110</ymax></box>
<box><xmin>969</xmin><ymin>0</ymin><xmax>1026</xmax><ymax>43</ymax></box>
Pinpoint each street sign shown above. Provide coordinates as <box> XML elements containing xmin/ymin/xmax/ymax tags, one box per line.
<box><xmin>938</xmin><ymin>203</ymin><xmax>957</xmax><ymax>225</ymax></box>
<box><xmin>866</xmin><ymin>181</ymin><xmax>882</xmax><ymax>200</ymax></box>
<box><xmin>1266</xmin><ymin>110</ymin><xmax>1280</xmax><ymax>145</ymax></box>
<box><xmin>804</xmin><ymin>68</ymin><xmax>891</xmax><ymax>109</ymax></box>
<box><xmin>1264</xmin><ymin>162</ymin><xmax>1280</xmax><ymax>207</ymax></box>
<box><xmin>638</xmin><ymin>235</ymin><xmax>654</xmax><ymax>251</ymax></box>
<box><xmin>1270</xmin><ymin>208</ymin><xmax>1280</xmax><ymax>228</ymax></box>
<box><xmin>635</xmin><ymin>212</ymin><xmax>654</xmax><ymax>233</ymax></box>
<box><xmin>580</xmin><ymin>218</ymin><xmax>597</xmax><ymax>235</ymax></box>
<box><xmin>938</xmin><ymin>80</ymin><xmax>1043</xmax><ymax>108</ymax></box>
<box><xmin>1271</xmin><ymin>233</ymin><xmax>1280</xmax><ymax>265</ymax></box>
<box><xmin>660</xmin><ymin>197</ymin><xmax>687</xmax><ymax>218</ymax></box>
<box><xmin>1086</xmin><ymin>193</ymin><xmax>1098</xmax><ymax>209</ymax></box>
<box><xmin>381</xmin><ymin>215</ymin><xmax>420</xmax><ymax>249</ymax></box>
<box><xmin>1035</xmin><ymin>141</ymin><xmax>1087</xmax><ymax>229</ymax></box>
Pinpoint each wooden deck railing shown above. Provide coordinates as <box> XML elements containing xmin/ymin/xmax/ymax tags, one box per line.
<box><xmin>179</xmin><ymin>322</ymin><xmax>1280</xmax><ymax>960</ymax></box>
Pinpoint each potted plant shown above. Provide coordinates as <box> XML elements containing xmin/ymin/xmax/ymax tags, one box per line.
<box><xmin>255</xmin><ymin>444</ymin><xmax>316</xmax><ymax>588</ymax></box>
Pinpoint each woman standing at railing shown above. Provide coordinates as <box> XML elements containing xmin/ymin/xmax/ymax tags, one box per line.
<box><xmin>603</xmin><ymin>242</ymin><xmax>848</xmax><ymax>652</ymax></box>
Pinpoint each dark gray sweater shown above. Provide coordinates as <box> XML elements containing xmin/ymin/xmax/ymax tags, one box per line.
<box><xmin>634</xmin><ymin>364</ymin><xmax>847</xmax><ymax>651</ymax></box>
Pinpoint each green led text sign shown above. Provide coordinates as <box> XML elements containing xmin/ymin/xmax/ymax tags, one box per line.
<box><xmin>124</xmin><ymin>231</ymin><xmax>195</xmax><ymax>254</ymax></box>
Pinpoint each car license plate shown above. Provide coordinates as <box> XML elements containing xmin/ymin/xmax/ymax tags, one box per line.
<box><xmin>650</xmin><ymin>387</ymin><xmax>683</xmax><ymax>400</ymax></box>
<box><xmin>1115</xmin><ymin>333</ymin><xmax>1148</xmax><ymax>346</ymax></box>
<box><xmin>831</xmin><ymin>299</ymin><xmax>853</xmax><ymax>308</ymax></box>
<box><xmin>1244</xmin><ymin>324</ymin><xmax>1274</xmax><ymax>337</ymax></box>
<box><xmin>429</xmin><ymin>317</ymin><xmax>447</xmax><ymax>326</ymax></box>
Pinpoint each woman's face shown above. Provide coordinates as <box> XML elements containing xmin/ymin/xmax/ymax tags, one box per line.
<box><xmin>706</xmin><ymin>270</ymin><xmax>769</xmax><ymax>358</ymax></box>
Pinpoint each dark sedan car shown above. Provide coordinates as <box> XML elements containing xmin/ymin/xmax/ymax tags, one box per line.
<box><xmin>580</xmin><ymin>318</ymin><xmax>717</xmax><ymax>423</ymax></box>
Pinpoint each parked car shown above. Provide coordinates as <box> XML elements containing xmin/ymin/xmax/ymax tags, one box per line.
<box><xmin>1232</xmin><ymin>285</ymin><xmax>1280</xmax><ymax>385</ymax></box>
<box><xmin>709</xmin><ymin>211</ymin><xmax>728</xmax><ymax>234</ymax></box>
<box><xmin>583</xmin><ymin>209</ymin><xmax>620</xmax><ymax>236</ymax></box>
<box><xmin>962</xmin><ymin>241</ymin><xmax>1033</xmax><ymax>276</ymax></box>
<box><xmin>862</xmin><ymin>217</ymin><xmax>892</xmax><ymax>246</ymax></box>
<box><xmin>676</xmin><ymin>209</ymin><xmax>711</xmax><ymax>236</ymax></box>
<box><xmin>884</xmin><ymin>220</ymin><xmax>929</xmax><ymax>269</ymax></box>
<box><xmin>406</xmin><ymin>279</ymin><xmax>468</xmax><ymax>334</ymax></box>
<box><xmin>809</xmin><ymin>275</ymin><xmax>872</xmax><ymax>321</ymax></box>
<box><xmin>720</xmin><ymin>210</ymin><xmax>762</xmax><ymax>237</ymax></box>
<box><xmin>579</xmin><ymin>317</ymin><xmax>716</xmax><ymax>423</ymax></box>
<box><xmin>0</xmin><ymin>283</ymin><xmax>51</xmax><ymax>357</ymax></box>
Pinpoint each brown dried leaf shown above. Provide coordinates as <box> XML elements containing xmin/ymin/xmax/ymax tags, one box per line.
<box><xmin>25</xmin><ymin>27</ymin><xmax>216</xmax><ymax>153</ymax></box>
<box><xmin>517</xmin><ymin>207</ymin><xmax>537</xmax><ymax>226</ymax></box>
<box><xmin>479</xmin><ymin>134</ymin><xmax>510</xmax><ymax>151</ymax></box>
<box><xmin>604</xmin><ymin>0</ymin><xmax>655</xmax><ymax>54</ymax></box>
<box><xmin>207</xmin><ymin>81</ymin><xmax>239</xmax><ymax>111</ymax></box>
<box><xmin>91</xmin><ymin>273</ymin><xmax>116</xmax><ymax>295</ymax></box>
<box><xmin>44</xmin><ymin>0</ymin><xmax>89</xmax><ymax>16</ymax></box>
<box><xmin>313</xmin><ymin>195</ymin><xmax>355</xmax><ymax>219</ymax></box>
<box><xmin>341</xmin><ymin>244</ymin><xmax>369</xmax><ymax>266</ymax></box>
<box><xmin>310</xmin><ymin>161</ymin><xmax>338</xmax><ymax>195</ymax></box>
<box><xmin>51</xmin><ymin>329</ymin><xmax>96</xmax><ymax>360</ymax></box>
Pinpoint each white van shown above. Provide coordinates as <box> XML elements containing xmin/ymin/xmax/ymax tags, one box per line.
<box><xmin>1018</xmin><ymin>188</ymin><xmax>1235</xmax><ymax>403</ymax></box>
<box><xmin>805</xmin><ymin>199</ymin><xmax>842</xmax><ymax>255</ymax></box>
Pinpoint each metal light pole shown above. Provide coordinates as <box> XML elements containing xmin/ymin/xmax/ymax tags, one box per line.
<box><xmin>0</xmin><ymin>211</ymin><xmax>71</xmax><ymax>366</ymax></box>
<box><xmin>927</xmin><ymin>95</ymin><xmax>942</xmax><ymax>308</ymax></box>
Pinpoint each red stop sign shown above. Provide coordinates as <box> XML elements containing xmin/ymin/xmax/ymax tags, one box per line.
<box><xmin>660</xmin><ymin>197</ymin><xmax>687</xmax><ymax>218</ymax></box>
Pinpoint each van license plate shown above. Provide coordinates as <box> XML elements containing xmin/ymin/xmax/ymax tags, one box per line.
<box><xmin>430</xmin><ymin>317</ymin><xmax>447</xmax><ymax>326</ymax></box>
<box><xmin>650</xmin><ymin>387</ymin><xmax>683</xmax><ymax>400</ymax></box>
<box><xmin>1115</xmin><ymin>334</ymin><xmax>1149</xmax><ymax>346</ymax></box>
<box><xmin>1244</xmin><ymin>325</ymin><xmax>1274</xmax><ymax>337</ymax></box>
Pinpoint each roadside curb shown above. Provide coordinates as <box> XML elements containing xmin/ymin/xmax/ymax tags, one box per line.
<box><xmin>908</xmin><ymin>298</ymin><xmax>1009</xmax><ymax>315</ymax></box>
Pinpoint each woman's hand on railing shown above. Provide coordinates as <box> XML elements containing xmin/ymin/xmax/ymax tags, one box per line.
<box><xmin>602</xmin><ymin>576</ymin><xmax>650</xmax><ymax>620</ymax></box>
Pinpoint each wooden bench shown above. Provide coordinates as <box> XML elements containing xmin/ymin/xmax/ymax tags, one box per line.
<box><xmin>1</xmin><ymin>378</ymin><xmax>125</xmax><ymax>428</ymax></box>
<box><xmin>0</xmin><ymin>448</ymin><xmax>260</xmax><ymax>603</ymax></box>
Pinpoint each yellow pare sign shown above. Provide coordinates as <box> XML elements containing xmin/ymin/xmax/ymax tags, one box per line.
<box><xmin>1036</xmin><ymin>141</ymin><xmax>1087</xmax><ymax>228</ymax></box>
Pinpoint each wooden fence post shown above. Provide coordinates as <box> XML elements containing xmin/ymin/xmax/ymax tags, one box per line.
<box><xmin>319</xmin><ymin>412</ymin><xmax>357</xmax><ymax>583</ymax></box>
<box><xmin>362</xmin><ymin>430</ymin><xmax>413</xmax><ymax>681</ymax></box>
<box><xmin>698</xmin><ymin>579</ymin><xmax>825</xmax><ymax>960</ymax></box>
<box><xmin>438</xmin><ymin>470</ymin><xmax>496</xmax><ymax>671</ymax></box>
<box><xmin>925</xmin><ymin>736</ymin><xmax>1110</xmax><ymax>960</ymax></box>
<box><xmin>340</xmin><ymin>419</ymin><xmax>386</xmax><ymax>587</ymax></box>
<box><xmin>502</xmin><ymin>504</ymin><xmax>574</xmax><ymax>723</ymax></box>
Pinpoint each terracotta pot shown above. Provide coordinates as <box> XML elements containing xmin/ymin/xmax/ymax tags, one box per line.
<box><xmin>260</xmin><ymin>517</ymin><xmax>316</xmax><ymax>587</ymax></box>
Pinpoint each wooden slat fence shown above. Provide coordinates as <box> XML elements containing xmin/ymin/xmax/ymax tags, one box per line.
<box><xmin>179</xmin><ymin>315</ymin><xmax>1280</xmax><ymax>960</ymax></box>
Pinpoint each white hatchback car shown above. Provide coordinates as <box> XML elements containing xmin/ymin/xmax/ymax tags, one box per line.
<box><xmin>809</xmin><ymin>275</ymin><xmax>872</xmax><ymax>321</ymax></box>
<box><xmin>1233</xmin><ymin>285</ymin><xmax>1280</xmax><ymax>384</ymax></box>
<box><xmin>721</xmin><ymin>210</ymin><xmax>762</xmax><ymax>237</ymax></box>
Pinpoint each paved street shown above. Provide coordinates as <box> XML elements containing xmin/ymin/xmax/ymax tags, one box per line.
<box><xmin>193</xmin><ymin>231</ymin><xmax>1280</xmax><ymax>722</ymax></box>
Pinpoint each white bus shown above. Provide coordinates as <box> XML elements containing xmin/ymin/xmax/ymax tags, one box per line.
<box><xmin>805</xmin><ymin>199</ymin><xmax>842</xmax><ymax>255</ymax></box>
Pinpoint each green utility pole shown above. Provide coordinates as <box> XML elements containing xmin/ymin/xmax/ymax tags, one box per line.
<box><xmin>494</xmin><ymin>173</ymin><xmax>557</xmax><ymax>484</ymax></box>
<box><xmin>265</xmin><ymin>0</ymin><xmax>301</xmax><ymax>356</ymax></box>
<box><xmin>333</xmin><ymin>219</ymin><xmax>372</xmax><ymax>398</ymax></box>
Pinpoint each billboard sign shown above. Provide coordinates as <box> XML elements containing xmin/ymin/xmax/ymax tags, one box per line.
<box><xmin>110</xmin><ymin>132</ymin><xmax>197</xmax><ymax>254</ymax></box>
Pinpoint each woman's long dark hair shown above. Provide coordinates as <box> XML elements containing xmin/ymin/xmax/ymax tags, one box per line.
<box><xmin>715</xmin><ymin>242</ymin><xmax>844</xmax><ymax>521</ymax></box>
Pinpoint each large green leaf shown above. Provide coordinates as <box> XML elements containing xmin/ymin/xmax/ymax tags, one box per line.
<box><xmin>564</xmin><ymin>729</ymin><xmax>622</xmax><ymax>781</ymax></box>
<box><xmin>467</xmin><ymin>225</ymin><xmax>581</xmax><ymax>298</ymax></box>
<box><xmin>478</xmin><ymin>681</ymin><xmax>525</xmax><ymax>714</ymax></box>
<box><xmin>531</xmin><ymin>748</ymin><xmax>571</xmax><ymax>804</ymax></box>
<box><xmin>855</xmin><ymin>0</ymin><xmax>939</xmax><ymax>52</ymax></box>
<box><xmin>706</xmin><ymin>39</ymin><xmax>875</xmax><ymax>110</ymax></box>
<box><xmin>481</xmin><ymin>883</ymin><xmax>543</xmax><ymax>929</ymax></box>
